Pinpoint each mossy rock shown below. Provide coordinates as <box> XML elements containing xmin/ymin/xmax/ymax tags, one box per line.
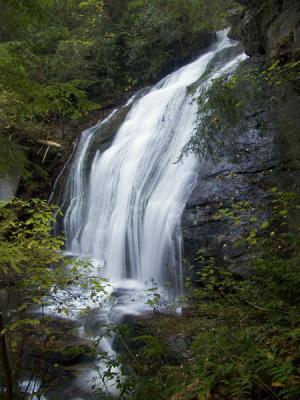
<box><xmin>25</xmin><ymin>315</ymin><xmax>97</xmax><ymax>367</ymax></box>
<box><xmin>45</xmin><ymin>343</ymin><xmax>97</xmax><ymax>366</ymax></box>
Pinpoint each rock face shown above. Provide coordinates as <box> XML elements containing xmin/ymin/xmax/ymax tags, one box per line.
<box><xmin>0</xmin><ymin>172</ymin><xmax>20</xmax><ymax>200</ymax></box>
<box><xmin>182</xmin><ymin>109</ymin><xmax>299</xmax><ymax>276</ymax></box>
<box><xmin>182</xmin><ymin>0</ymin><xmax>300</xmax><ymax>276</ymax></box>
<box><xmin>229</xmin><ymin>0</ymin><xmax>300</xmax><ymax>60</ymax></box>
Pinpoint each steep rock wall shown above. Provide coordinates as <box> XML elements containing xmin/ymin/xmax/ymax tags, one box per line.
<box><xmin>182</xmin><ymin>0</ymin><xmax>300</xmax><ymax>275</ymax></box>
<box><xmin>229</xmin><ymin>0</ymin><xmax>300</xmax><ymax>60</ymax></box>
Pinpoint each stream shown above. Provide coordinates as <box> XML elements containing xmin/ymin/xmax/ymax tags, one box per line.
<box><xmin>29</xmin><ymin>30</ymin><xmax>246</xmax><ymax>400</ymax></box>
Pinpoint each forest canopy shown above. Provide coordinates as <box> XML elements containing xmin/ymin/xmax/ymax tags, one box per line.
<box><xmin>0</xmin><ymin>0</ymin><xmax>235</xmax><ymax>177</ymax></box>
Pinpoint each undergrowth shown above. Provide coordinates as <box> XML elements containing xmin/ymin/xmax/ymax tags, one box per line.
<box><xmin>117</xmin><ymin>188</ymin><xmax>300</xmax><ymax>400</ymax></box>
<box><xmin>181</xmin><ymin>59</ymin><xmax>300</xmax><ymax>162</ymax></box>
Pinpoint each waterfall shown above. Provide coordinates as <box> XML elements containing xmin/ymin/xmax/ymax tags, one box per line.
<box><xmin>62</xmin><ymin>31</ymin><xmax>246</xmax><ymax>292</ymax></box>
<box><xmin>46</xmin><ymin>30</ymin><xmax>248</xmax><ymax>400</ymax></box>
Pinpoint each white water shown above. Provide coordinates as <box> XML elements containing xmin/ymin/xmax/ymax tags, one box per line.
<box><xmin>47</xmin><ymin>31</ymin><xmax>247</xmax><ymax>399</ymax></box>
<box><xmin>63</xmin><ymin>110</ymin><xmax>119</xmax><ymax>248</ymax></box>
<box><xmin>64</xmin><ymin>31</ymin><xmax>245</xmax><ymax>292</ymax></box>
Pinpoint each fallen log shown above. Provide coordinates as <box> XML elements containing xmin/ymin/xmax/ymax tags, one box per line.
<box><xmin>36</xmin><ymin>139</ymin><xmax>61</xmax><ymax>148</ymax></box>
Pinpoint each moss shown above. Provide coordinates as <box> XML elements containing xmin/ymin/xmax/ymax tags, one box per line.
<box><xmin>56</xmin><ymin>344</ymin><xmax>97</xmax><ymax>365</ymax></box>
<box><xmin>24</xmin><ymin>316</ymin><xmax>97</xmax><ymax>368</ymax></box>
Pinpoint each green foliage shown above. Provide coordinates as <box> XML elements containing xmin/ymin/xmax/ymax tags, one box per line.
<box><xmin>0</xmin><ymin>38</ymin><xmax>99</xmax><ymax>179</ymax></box>
<box><xmin>145</xmin><ymin>278</ymin><xmax>162</xmax><ymax>310</ymax></box>
<box><xmin>0</xmin><ymin>0</ymin><xmax>237</xmax><ymax>180</ymax></box>
<box><xmin>261</xmin><ymin>60</ymin><xmax>300</xmax><ymax>93</ymax></box>
<box><xmin>176</xmin><ymin>190</ymin><xmax>300</xmax><ymax>400</ymax></box>
<box><xmin>0</xmin><ymin>0</ymin><xmax>51</xmax><ymax>41</ymax></box>
<box><xmin>188</xmin><ymin>192</ymin><xmax>300</xmax><ymax>399</ymax></box>
<box><xmin>214</xmin><ymin>188</ymin><xmax>299</xmax><ymax>252</ymax></box>
<box><xmin>0</xmin><ymin>198</ymin><xmax>107</xmax><ymax>397</ymax></box>
<box><xmin>0</xmin><ymin>40</ymin><xmax>99</xmax><ymax>124</ymax></box>
<box><xmin>0</xmin><ymin>199</ymin><xmax>64</xmax><ymax>278</ymax></box>
<box><xmin>188</xmin><ymin>258</ymin><xmax>300</xmax><ymax>399</ymax></box>
<box><xmin>122</xmin><ymin>0</ymin><xmax>235</xmax><ymax>85</ymax></box>
<box><xmin>182</xmin><ymin>65</ymin><xmax>265</xmax><ymax>161</ymax></box>
<box><xmin>132</xmin><ymin>335</ymin><xmax>168</xmax><ymax>365</ymax></box>
<box><xmin>0</xmin><ymin>135</ymin><xmax>26</xmax><ymax>175</ymax></box>
<box><xmin>34</xmin><ymin>81</ymin><xmax>99</xmax><ymax>120</ymax></box>
<box><xmin>117</xmin><ymin>189</ymin><xmax>300</xmax><ymax>400</ymax></box>
<box><xmin>182</xmin><ymin>58</ymin><xmax>300</xmax><ymax>162</ymax></box>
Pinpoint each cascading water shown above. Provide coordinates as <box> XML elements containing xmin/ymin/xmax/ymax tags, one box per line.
<box><xmin>63</xmin><ymin>31</ymin><xmax>245</xmax><ymax>292</ymax></box>
<box><xmin>47</xmin><ymin>31</ymin><xmax>246</xmax><ymax>399</ymax></box>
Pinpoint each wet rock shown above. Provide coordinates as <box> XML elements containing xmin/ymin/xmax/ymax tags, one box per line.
<box><xmin>267</xmin><ymin>3</ymin><xmax>300</xmax><ymax>59</ymax></box>
<box><xmin>182</xmin><ymin>54</ymin><xmax>300</xmax><ymax>278</ymax></box>
<box><xmin>0</xmin><ymin>171</ymin><xmax>20</xmax><ymax>200</ymax></box>
<box><xmin>82</xmin><ymin>308</ymin><xmax>110</xmax><ymax>336</ymax></box>
<box><xmin>117</xmin><ymin>311</ymin><xmax>200</xmax><ymax>381</ymax></box>
<box><xmin>182</xmin><ymin>130</ymin><xmax>273</xmax><ymax>276</ymax></box>
<box><xmin>229</xmin><ymin>0</ymin><xmax>300</xmax><ymax>60</ymax></box>
<box><xmin>24</xmin><ymin>316</ymin><xmax>97</xmax><ymax>385</ymax></box>
<box><xmin>168</xmin><ymin>334</ymin><xmax>191</xmax><ymax>360</ymax></box>
<box><xmin>45</xmin><ymin>344</ymin><xmax>96</xmax><ymax>366</ymax></box>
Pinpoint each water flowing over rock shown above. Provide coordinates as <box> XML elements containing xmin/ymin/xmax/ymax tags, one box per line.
<box><xmin>46</xmin><ymin>32</ymin><xmax>247</xmax><ymax>399</ymax></box>
<box><xmin>61</xmin><ymin>31</ymin><xmax>245</xmax><ymax>292</ymax></box>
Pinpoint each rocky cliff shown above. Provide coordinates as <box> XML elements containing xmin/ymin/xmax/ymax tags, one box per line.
<box><xmin>229</xmin><ymin>0</ymin><xmax>299</xmax><ymax>60</ymax></box>
<box><xmin>182</xmin><ymin>0</ymin><xmax>300</xmax><ymax>276</ymax></box>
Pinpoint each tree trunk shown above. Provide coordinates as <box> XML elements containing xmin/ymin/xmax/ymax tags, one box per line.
<box><xmin>0</xmin><ymin>313</ymin><xmax>14</xmax><ymax>400</ymax></box>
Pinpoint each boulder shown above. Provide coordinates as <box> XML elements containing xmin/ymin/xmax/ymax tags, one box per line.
<box><xmin>229</xmin><ymin>0</ymin><xmax>300</xmax><ymax>60</ymax></box>
<box><xmin>0</xmin><ymin>172</ymin><xmax>20</xmax><ymax>200</ymax></box>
